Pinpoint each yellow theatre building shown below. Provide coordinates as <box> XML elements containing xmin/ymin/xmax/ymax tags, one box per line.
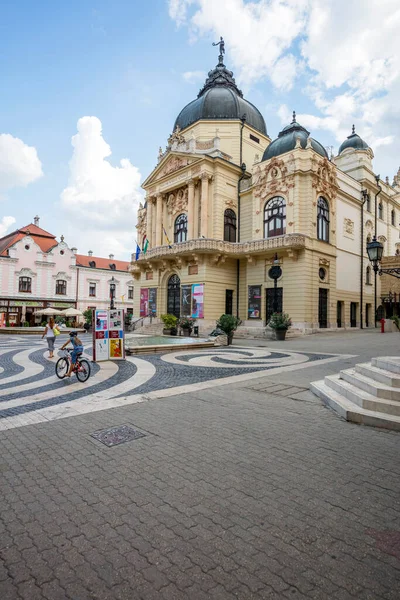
<box><xmin>132</xmin><ymin>43</ymin><xmax>400</xmax><ymax>336</ymax></box>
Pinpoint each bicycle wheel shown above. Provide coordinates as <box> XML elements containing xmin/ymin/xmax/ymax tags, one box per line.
<box><xmin>56</xmin><ymin>357</ymin><xmax>69</xmax><ymax>379</ymax></box>
<box><xmin>75</xmin><ymin>358</ymin><xmax>91</xmax><ymax>382</ymax></box>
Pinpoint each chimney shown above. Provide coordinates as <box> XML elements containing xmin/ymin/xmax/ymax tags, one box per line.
<box><xmin>109</xmin><ymin>254</ymin><xmax>114</xmax><ymax>260</ymax></box>
<box><xmin>88</xmin><ymin>250</ymin><xmax>93</xmax><ymax>256</ymax></box>
<box><xmin>34</xmin><ymin>215</ymin><xmax>39</xmax><ymax>226</ymax></box>
<box><xmin>71</xmin><ymin>247</ymin><xmax>77</xmax><ymax>254</ymax></box>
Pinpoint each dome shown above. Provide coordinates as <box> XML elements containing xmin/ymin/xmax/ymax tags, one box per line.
<box><xmin>174</xmin><ymin>55</ymin><xmax>267</xmax><ymax>136</ymax></box>
<box><xmin>338</xmin><ymin>125</ymin><xmax>369</xmax><ymax>154</ymax></box>
<box><xmin>262</xmin><ymin>112</ymin><xmax>328</xmax><ymax>161</ymax></box>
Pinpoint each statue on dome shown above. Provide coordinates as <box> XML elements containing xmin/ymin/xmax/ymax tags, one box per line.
<box><xmin>212</xmin><ymin>37</ymin><xmax>225</xmax><ymax>62</ymax></box>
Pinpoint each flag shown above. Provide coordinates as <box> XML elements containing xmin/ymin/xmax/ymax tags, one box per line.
<box><xmin>163</xmin><ymin>225</ymin><xmax>173</xmax><ymax>249</ymax></box>
<box><xmin>135</xmin><ymin>243</ymin><xmax>141</xmax><ymax>261</ymax></box>
<box><xmin>142</xmin><ymin>235</ymin><xmax>149</xmax><ymax>254</ymax></box>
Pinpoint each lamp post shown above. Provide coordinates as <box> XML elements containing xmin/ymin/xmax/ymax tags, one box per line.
<box><xmin>268</xmin><ymin>254</ymin><xmax>282</xmax><ymax>314</ymax></box>
<box><xmin>110</xmin><ymin>276</ymin><xmax>116</xmax><ymax>310</ymax></box>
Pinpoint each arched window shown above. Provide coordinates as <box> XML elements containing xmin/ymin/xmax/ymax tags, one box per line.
<box><xmin>174</xmin><ymin>214</ymin><xmax>187</xmax><ymax>243</ymax></box>
<box><xmin>264</xmin><ymin>196</ymin><xmax>286</xmax><ymax>238</ymax></box>
<box><xmin>19</xmin><ymin>277</ymin><xmax>32</xmax><ymax>293</ymax></box>
<box><xmin>378</xmin><ymin>202</ymin><xmax>383</xmax><ymax>220</ymax></box>
<box><xmin>56</xmin><ymin>280</ymin><xmax>67</xmax><ymax>295</ymax></box>
<box><xmin>224</xmin><ymin>209</ymin><xmax>237</xmax><ymax>242</ymax></box>
<box><xmin>317</xmin><ymin>197</ymin><xmax>330</xmax><ymax>242</ymax></box>
<box><xmin>391</xmin><ymin>209</ymin><xmax>395</xmax><ymax>226</ymax></box>
<box><xmin>366</xmin><ymin>266</ymin><xmax>371</xmax><ymax>285</ymax></box>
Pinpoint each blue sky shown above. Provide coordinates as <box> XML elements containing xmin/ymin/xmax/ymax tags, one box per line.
<box><xmin>1</xmin><ymin>0</ymin><xmax>399</xmax><ymax>258</ymax></box>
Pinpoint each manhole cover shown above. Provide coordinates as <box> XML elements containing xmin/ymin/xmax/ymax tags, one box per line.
<box><xmin>91</xmin><ymin>424</ymin><xmax>146</xmax><ymax>447</ymax></box>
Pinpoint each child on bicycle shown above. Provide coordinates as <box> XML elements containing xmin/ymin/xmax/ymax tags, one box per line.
<box><xmin>60</xmin><ymin>331</ymin><xmax>84</xmax><ymax>377</ymax></box>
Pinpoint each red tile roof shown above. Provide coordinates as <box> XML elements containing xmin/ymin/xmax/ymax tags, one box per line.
<box><xmin>0</xmin><ymin>223</ymin><xmax>58</xmax><ymax>256</ymax></box>
<box><xmin>75</xmin><ymin>254</ymin><xmax>130</xmax><ymax>272</ymax></box>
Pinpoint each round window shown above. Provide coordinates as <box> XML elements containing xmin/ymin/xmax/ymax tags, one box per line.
<box><xmin>319</xmin><ymin>267</ymin><xmax>326</xmax><ymax>281</ymax></box>
<box><xmin>25</xmin><ymin>244</ymin><xmax>30</xmax><ymax>250</ymax></box>
<box><xmin>60</xmin><ymin>250</ymin><xmax>64</xmax><ymax>255</ymax></box>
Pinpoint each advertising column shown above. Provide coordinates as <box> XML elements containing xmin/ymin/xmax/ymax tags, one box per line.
<box><xmin>109</xmin><ymin>309</ymin><xmax>125</xmax><ymax>360</ymax></box>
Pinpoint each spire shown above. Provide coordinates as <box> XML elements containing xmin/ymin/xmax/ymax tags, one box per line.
<box><xmin>292</xmin><ymin>110</ymin><xmax>296</xmax><ymax>124</ymax></box>
<box><xmin>198</xmin><ymin>39</ymin><xmax>243</xmax><ymax>98</ymax></box>
<box><xmin>352</xmin><ymin>124</ymin><xmax>355</xmax><ymax>135</ymax></box>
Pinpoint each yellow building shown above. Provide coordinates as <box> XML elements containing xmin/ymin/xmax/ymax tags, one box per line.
<box><xmin>132</xmin><ymin>45</ymin><xmax>400</xmax><ymax>336</ymax></box>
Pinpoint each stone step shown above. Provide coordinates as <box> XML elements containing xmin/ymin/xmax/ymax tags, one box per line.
<box><xmin>324</xmin><ymin>375</ymin><xmax>400</xmax><ymax>417</ymax></box>
<box><xmin>340</xmin><ymin>368</ymin><xmax>400</xmax><ymax>401</ymax></box>
<box><xmin>355</xmin><ymin>362</ymin><xmax>400</xmax><ymax>388</ymax></box>
<box><xmin>372</xmin><ymin>357</ymin><xmax>400</xmax><ymax>374</ymax></box>
<box><xmin>310</xmin><ymin>380</ymin><xmax>400</xmax><ymax>431</ymax></box>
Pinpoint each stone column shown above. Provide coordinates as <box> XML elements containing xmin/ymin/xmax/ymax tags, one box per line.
<box><xmin>200</xmin><ymin>173</ymin><xmax>209</xmax><ymax>238</ymax></box>
<box><xmin>156</xmin><ymin>194</ymin><xmax>162</xmax><ymax>247</ymax></box>
<box><xmin>146</xmin><ymin>197</ymin><xmax>153</xmax><ymax>247</ymax></box>
<box><xmin>187</xmin><ymin>179</ymin><xmax>195</xmax><ymax>239</ymax></box>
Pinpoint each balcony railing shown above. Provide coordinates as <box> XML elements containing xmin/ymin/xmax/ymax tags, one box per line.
<box><xmin>131</xmin><ymin>234</ymin><xmax>307</xmax><ymax>263</ymax></box>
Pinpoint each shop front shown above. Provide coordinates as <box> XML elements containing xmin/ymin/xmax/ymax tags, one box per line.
<box><xmin>0</xmin><ymin>299</ymin><xmax>76</xmax><ymax>327</ymax></box>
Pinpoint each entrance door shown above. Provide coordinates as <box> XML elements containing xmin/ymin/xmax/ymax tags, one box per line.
<box><xmin>167</xmin><ymin>274</ymin><xmax>181</xmax><ymax>318</ymax></box>
<box><xmin>318</xmin><ymin>288</ymin><xmax>328</xmax><ymax>328</ymax></box>
<box><xmin>350</xmin><ymin>302</ymin><xmax>357</xmax><ymax>327</ymax></box>
<box><xmin>225</xmin><ymin>290</ymin><xmax>233</xmax><ymax>315</ymax></box>
<box><xmin>337</xmin><ymin>301</ymin><xmax>343</xmax><ymax>328</ymax></box>
<box><xmin>365</xmin><ymin>304</ymin><xmax>370</xmax><ymax>327</ymax></box>
<box><xmin>266</xmin><ymin>287</ymin><xmax>283</xmax><ymax>323</ymax></box>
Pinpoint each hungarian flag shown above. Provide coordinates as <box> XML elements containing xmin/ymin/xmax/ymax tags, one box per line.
<box><xmin>135</xmin><ymin>243</ymin><xmax>141</xmax><ymax>261</ymax></box>
<box><xmin>142</xmin><ymin>235</ymin><xmax>149</xmax><ymax>254</ymax></box>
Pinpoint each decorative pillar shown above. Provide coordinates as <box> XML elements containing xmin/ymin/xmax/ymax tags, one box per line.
<box><xmin>187</xmin><ymin>179</ymin><xmax>195</xmax><ymax>239</ymax></box>
<box><xmin>156</xmin><ymin>194</ymin><xmax>162</xmax><ymax>247</ymax></box>
<box><xmin>147</xmin><ymin>197</ymin><xmax>153</xmax><ymax>247</ymax></box>
<box><xmin>200</xmin><ymin>173</ymin><xmax>209</xmax><ymax>238</ymax></box>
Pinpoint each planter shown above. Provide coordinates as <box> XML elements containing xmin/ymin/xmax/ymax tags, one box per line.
<box><xmin>182</xmin><ymin>328</ymin><xmax>191</xmax><ymax>337</ymax></box>
<box><xmin>227</xmin><ymin>333</ymin><xmax>234</xmax><ymax>345</ymax></box>
<box><xmin>274</xmin><ymin>329</ymin><xmax>287</xmax><ymax>341</ymax></box>
<box><xmin>163</xmin><ymin>328</ymin><xmax>171</xmax><ymax>335</ymax></box>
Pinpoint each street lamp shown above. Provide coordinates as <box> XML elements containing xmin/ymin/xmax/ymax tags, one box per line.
<box><xmin>366</xmin><ymin>237</ymin><xmax>384</xmax><ymax>273</ymax></box>
<box><xmin>268</xmin><ymin>254</ymin><xmax>282</xmax><ymax>314</ymax></box>
<box><xmin>110</xmin><ymin>276</ymin><xmax>116</xmax><ymax>310</ymax></box>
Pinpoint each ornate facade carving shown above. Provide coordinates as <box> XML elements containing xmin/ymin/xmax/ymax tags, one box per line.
<box><xmin>344</xmin><ymin>218</ymin><xmax>354</xmax><ymax>235</ymax></box>
<box><xmin>167</xmin><ymin>187</ymin><xmax>188</xmax><ymax>215</ymax></box>
<box><xmin>253</xmin><ymin>157</ymin><xmax>295</xmax><ymax>204</ymax></box>
<box><xmin>161</xmin><ymin>156</ymin><xmax>189</xmax><ymax>177</ymax></box>
<box><xmin>311</xmin><ymin>156</ymin><xmax>339</xmax><ymax>200</ymax></box>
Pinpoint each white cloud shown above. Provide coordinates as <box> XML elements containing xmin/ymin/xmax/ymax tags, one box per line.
<box><xmin>0</xmin><ymin>134</ymin><xmax>43</xmax><ymax>191</ymax></box>
<box><xmin>60</xmin><ymin>116</ymin><xmax>143</xmax><ymax>258</ymax></box>
<box><xmin>0</xmin><ymin>216</ymin><xmax>16</xmax><ymax>237</ymax></box>
<box><xmin>183</xmin><ymin>70</ymin><xmax>206</xmax><ymax>84</ymax></box>
<box><xmin>169</xmin><ymin>0</ymin><xmax>400</xmax><ymax>175</ymax></box>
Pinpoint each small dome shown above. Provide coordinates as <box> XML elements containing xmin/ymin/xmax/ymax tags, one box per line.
<box><xmin>262</xmin><ymin>112</ymin><xmax>328</xmax><ymax>161</ymax></box>
<box><xmin>174</xmin><ymin>55</ymin><xmax>267</xmax><ymax>136</ymax></box>
<box><xmin>338</xmin><ymin>125</ymin><xmax>369</xmax><ymax>154</ymax></box>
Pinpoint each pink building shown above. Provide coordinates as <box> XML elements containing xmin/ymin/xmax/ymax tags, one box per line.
<box><xmin>0</xmin><ymin>217</ymin><xmax>134</xmax><ymax>326</ymax></box>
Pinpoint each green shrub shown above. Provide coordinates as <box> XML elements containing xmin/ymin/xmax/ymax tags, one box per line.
<box><xmin>160</xmin><ymin>314</ymin><xmax>178</xmax><ymax>329</ymax></box>
<box><xmin>268</xmin><ymin>312</ymin><xmax>292</xmax><ymax>330</ymax></box>
<box><xmin>178</xmin><ymin>317</ymin><xmax>196</xmax><ymax>331</ymax></box>
<box><xmin>83</xmin><ymin>309</ymin><xmax>93</xmax><ymax>325</ymax></box>
<box><xmin>216</xmin><ymin>314</ymin><xmax>241</xmax><ymax>335</ymax></box>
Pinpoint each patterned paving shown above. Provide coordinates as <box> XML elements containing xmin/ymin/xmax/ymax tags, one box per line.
<box><xmin>0</xmin><ymin>333</ymin><xmax>353</xmax><ymax>430</ymax></box>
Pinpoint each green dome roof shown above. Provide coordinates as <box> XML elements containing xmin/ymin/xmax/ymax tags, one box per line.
<box><xmin>262</xmin><ymin>112</ymin><xmax>328</xmax><ymax>161</ymax></box>
<box><xmin>339</xmin><ymin>125</ymin><xmax>369</xmax><ymax>154</ymax></box>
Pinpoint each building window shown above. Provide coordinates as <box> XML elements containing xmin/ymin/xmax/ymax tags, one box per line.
<box><xmin>366</xmin><ymin>195</ymin><xmax>371</xmax><ymax>212</ymax></box>
<box><xmin>366</xmin><ymin>266</ymin><xmax>371</xmax><ymax>285</ymax></box>
<box><xmin>250</xmin><ymin>134</ymin><xmax>260</xmax><ymax>143</ymax></box>
<box><xmin>317</xmin><ymin>197</ymin><xmax>330</xmax><ymax>242</ymax></box>
<box><xmin>174</xmin><ymin>214</ymin><xmax>187</xmax><ymax>243</ymax></box>
<box><xmin>224</xmin><ymin>209</ymin><xmax>237</xmax><ymax>242</ymax></box>
<box><xmin>19</xmin><ymin>276</ymin><xmax>32</xmax><ymax>293</ymax></box>
<box><xmin>146</xmin><ymin>271</ymin><xmax>153</xmax><ymax>281</ymax></box>
<box><xmin>264</xmin><ymin>196</ymin><xmax>286</xmax><ymax>238</ymax></box>
<box><xmin>89</xmin><ymin>261</ymin><xmax>96</xmax><ymax>268</ymax></box>
<box><xmin>378</xmin><ymin>202</ymin><xmax>383</xmax><ymax>220</ymax></box>
<box><xmin>56</xmin><ymin>280</ymin><xmax>67</xmax><ymax>295</ymax></box>
<box><xmin>128</xmin><ymin>286</ymin><xmax>134</xmax><ymax>299</ymax></box>
<box><xmin>392</xmin><ymin>209</ymin><xmax>396</xmax><ymax>226</ymax></box>
<box><xmin>109</xmin><ymin>264</ymin><xmax>116</xmax><ymax>270</ymax></box>
<box><xmin>89</xmin><ymin>283</ymin><xmax>96</xmax><ymax>297</ymax></box>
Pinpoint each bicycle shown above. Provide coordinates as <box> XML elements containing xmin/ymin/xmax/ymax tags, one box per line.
<box><xmin>56</xmin><ymin>349</ymin><xmax>91</xmax><ymax>382</ymax></box>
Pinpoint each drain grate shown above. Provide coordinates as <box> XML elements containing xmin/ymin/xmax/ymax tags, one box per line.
<box><xmin>91</xmin><ymin>424</ymin><xmax>146</xmax><ymax>447</ymax></box>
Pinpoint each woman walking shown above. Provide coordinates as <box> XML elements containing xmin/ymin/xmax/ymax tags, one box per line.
<box><xmin>42</xmin><ymin>317</ymin><xmax>57</xmax><ymax>358</ymax></box>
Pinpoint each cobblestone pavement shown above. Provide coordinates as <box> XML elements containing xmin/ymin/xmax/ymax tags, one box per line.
<box><xmin>0</xmin><ymin>332</ymin><xmax>399</xmax><ymax>599</ymax></box>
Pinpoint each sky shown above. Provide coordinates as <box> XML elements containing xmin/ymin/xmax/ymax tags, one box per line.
<box><xmin>1</xmin><ymin>0</ymin><xmax>399</xmax><ymax>259</ymax></box>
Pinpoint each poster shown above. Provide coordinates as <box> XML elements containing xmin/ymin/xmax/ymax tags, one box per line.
<box><xmin>109</xmin><ymin>334</ymin><xmax>123</xmax><ymax>359</ymax></box>
<box><xmin>95</xmin><ymin>310</ymin><xmax>108</xmax><ymax>331</ymax></box>
<box><xmin>181</xmin><ymin>285</ymin><xmax>192</xmax><ymax>316</ymax></box>
<box><xmin>149</xmin><ymin>288</ymin><xmax>157</xmax><ymax>317</ymax></box>
<box><xmin>248</xmin><ymin>285</ymin><xmax>262</xmax><ymax>319</ymax></box>
<box><xmin>192</xmin><ymin>284</ymin><xmax>204</xmax><ymax>319</ymax></box>
<box><xmin>94</xmin><ymin>329</ymin><xmax>109</xmax><ymax>361</ymax></box>
<box><xmin>140</xmin><ymin>288</ymin><xmax>149</xmax><ymax>317</ymax></box>
<box><xmin>109</xmin><ymin>309</ymin><xmax>123</xmax><ymax>330</ymax></box>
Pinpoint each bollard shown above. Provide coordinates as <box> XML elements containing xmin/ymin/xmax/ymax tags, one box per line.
<box><xmin>380</xmin><ymin>318</ymin><xmax>385</xmax><ymax>333</ymax></box>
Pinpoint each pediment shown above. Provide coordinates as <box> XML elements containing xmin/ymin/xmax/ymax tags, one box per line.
<box><xmin>143</xmin><ymin>152</ymin><xmax>203</xmax><ymax>188</ymax></box>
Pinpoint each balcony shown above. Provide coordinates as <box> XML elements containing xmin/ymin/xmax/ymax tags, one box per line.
<box><xmin>131</xmin><ymin>234</ymin><xmax>307</xmax><ymax>273</ymax></box>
